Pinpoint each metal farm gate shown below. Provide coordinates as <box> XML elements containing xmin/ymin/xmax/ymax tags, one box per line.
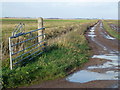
<box><xmin>9</xmin><ymin>17</ymin><xmax>45</xmax><ymax>70</ymax></box>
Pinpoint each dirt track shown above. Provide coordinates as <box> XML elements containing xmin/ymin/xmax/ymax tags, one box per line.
<box><xmin>25</xmin><ymin>21</ymin><xmax>119</xmax><ymax>88</ymax></box>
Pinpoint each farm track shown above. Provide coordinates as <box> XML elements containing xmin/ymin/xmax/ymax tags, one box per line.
<box><xmin>25</xmin><ymin>21</ymin><xmax>119</xmax><ymax>88</ymax></box>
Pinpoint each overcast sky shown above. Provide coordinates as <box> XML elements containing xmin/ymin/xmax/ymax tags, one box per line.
<box><xmin>1</xmin><ymin>0</ymin><xmax>119</xmax><ymax>19</ymax></box>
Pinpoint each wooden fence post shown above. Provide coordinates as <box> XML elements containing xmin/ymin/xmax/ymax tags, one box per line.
<box><xmin>38</xmin><ymin>17</ymin><xmax>44</xmax><ymax>43</ymax></box>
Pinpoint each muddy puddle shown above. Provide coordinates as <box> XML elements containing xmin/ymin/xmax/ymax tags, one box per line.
<box><xmin>87</xmin><ymin>26</ymin><xmax>96</xmax><ymax>38</ymax></box>
<box><xmin>66</xmin><ymin>70</ymin><xmax>118</xmax><ymax>83</ymax></box>
<box><xmin>104</xmin><ymin>35</ymin><xmax>116</xmax><ymax>40</ymax></box>
<box><xmin>66</xmin><ymin>53</ymin><xmax>119</xmax><ymax>83</ymax></box>
<box><xmin>66</xmin><ymin>22</ymin><xmax>119</xmax><ymax>84</ymax></box>
<box><xmin>88</xmin><ymin>54</ymin><xmax>119</xmax><ymax>69</ymax></box>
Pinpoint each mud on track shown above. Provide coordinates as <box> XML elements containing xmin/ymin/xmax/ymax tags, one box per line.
<box><xmin>25</xmin><ymin>21</ymin><xmax>119</xmax><ymax>88</ymax></box>
<box><xmin>67</xmin><ymin>21</ymin><xmax>119</xmax><ymax>86</ymax></box>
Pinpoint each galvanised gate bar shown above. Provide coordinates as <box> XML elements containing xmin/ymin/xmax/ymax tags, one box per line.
<box><xmin>9</xmin><ymin>17</ymin><xmax>45</xmax><ymax>70</ymax></box>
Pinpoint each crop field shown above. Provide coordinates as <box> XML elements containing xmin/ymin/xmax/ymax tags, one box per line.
<box><xmin>1</xmin><ymin>18</ymin><xmax>98</xmax><ymax>88</ymax></box>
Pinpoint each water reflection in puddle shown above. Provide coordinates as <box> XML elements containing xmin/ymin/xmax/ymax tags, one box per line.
<box><xmin>88</xmin><ymin>54</ymin><xmax>119</xmax><ymax>69</ymax></box>
<box><xmin>88</xmin><ymin>61</ymin><xmax>118</xmax><ymax>69</ymax></box>
<box><xmin>88</xmin><ymin>27</ymin><xmax>96</xmax><ymax>38</ymax></box>
<box><xmin>66</xmin><ymin>53</ymin><xmax>119</xmax><ymax>83</ymax></box>
<box><xmin>66</xmin><ymin>54</ymin><xmax>119</xmax><ymax>83</ymax></box>
<box><xmin>104</xmin><ymin>35</ymin><xmax>116</xmax><ymax>40</ymax></box>
<box><xmin>92</xmin><ymin>54</ymin><xmax>118</xmax><ymax>61</ymax></box>
<box><xmin>88</xmin><ymin>34</ymin><xmax>96</xmax><ymax>38</ymax></box>
<box><xmin>66</xmin><ymin>70</ymin><xmax>118</xmax><ymax>83</ymax></box>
